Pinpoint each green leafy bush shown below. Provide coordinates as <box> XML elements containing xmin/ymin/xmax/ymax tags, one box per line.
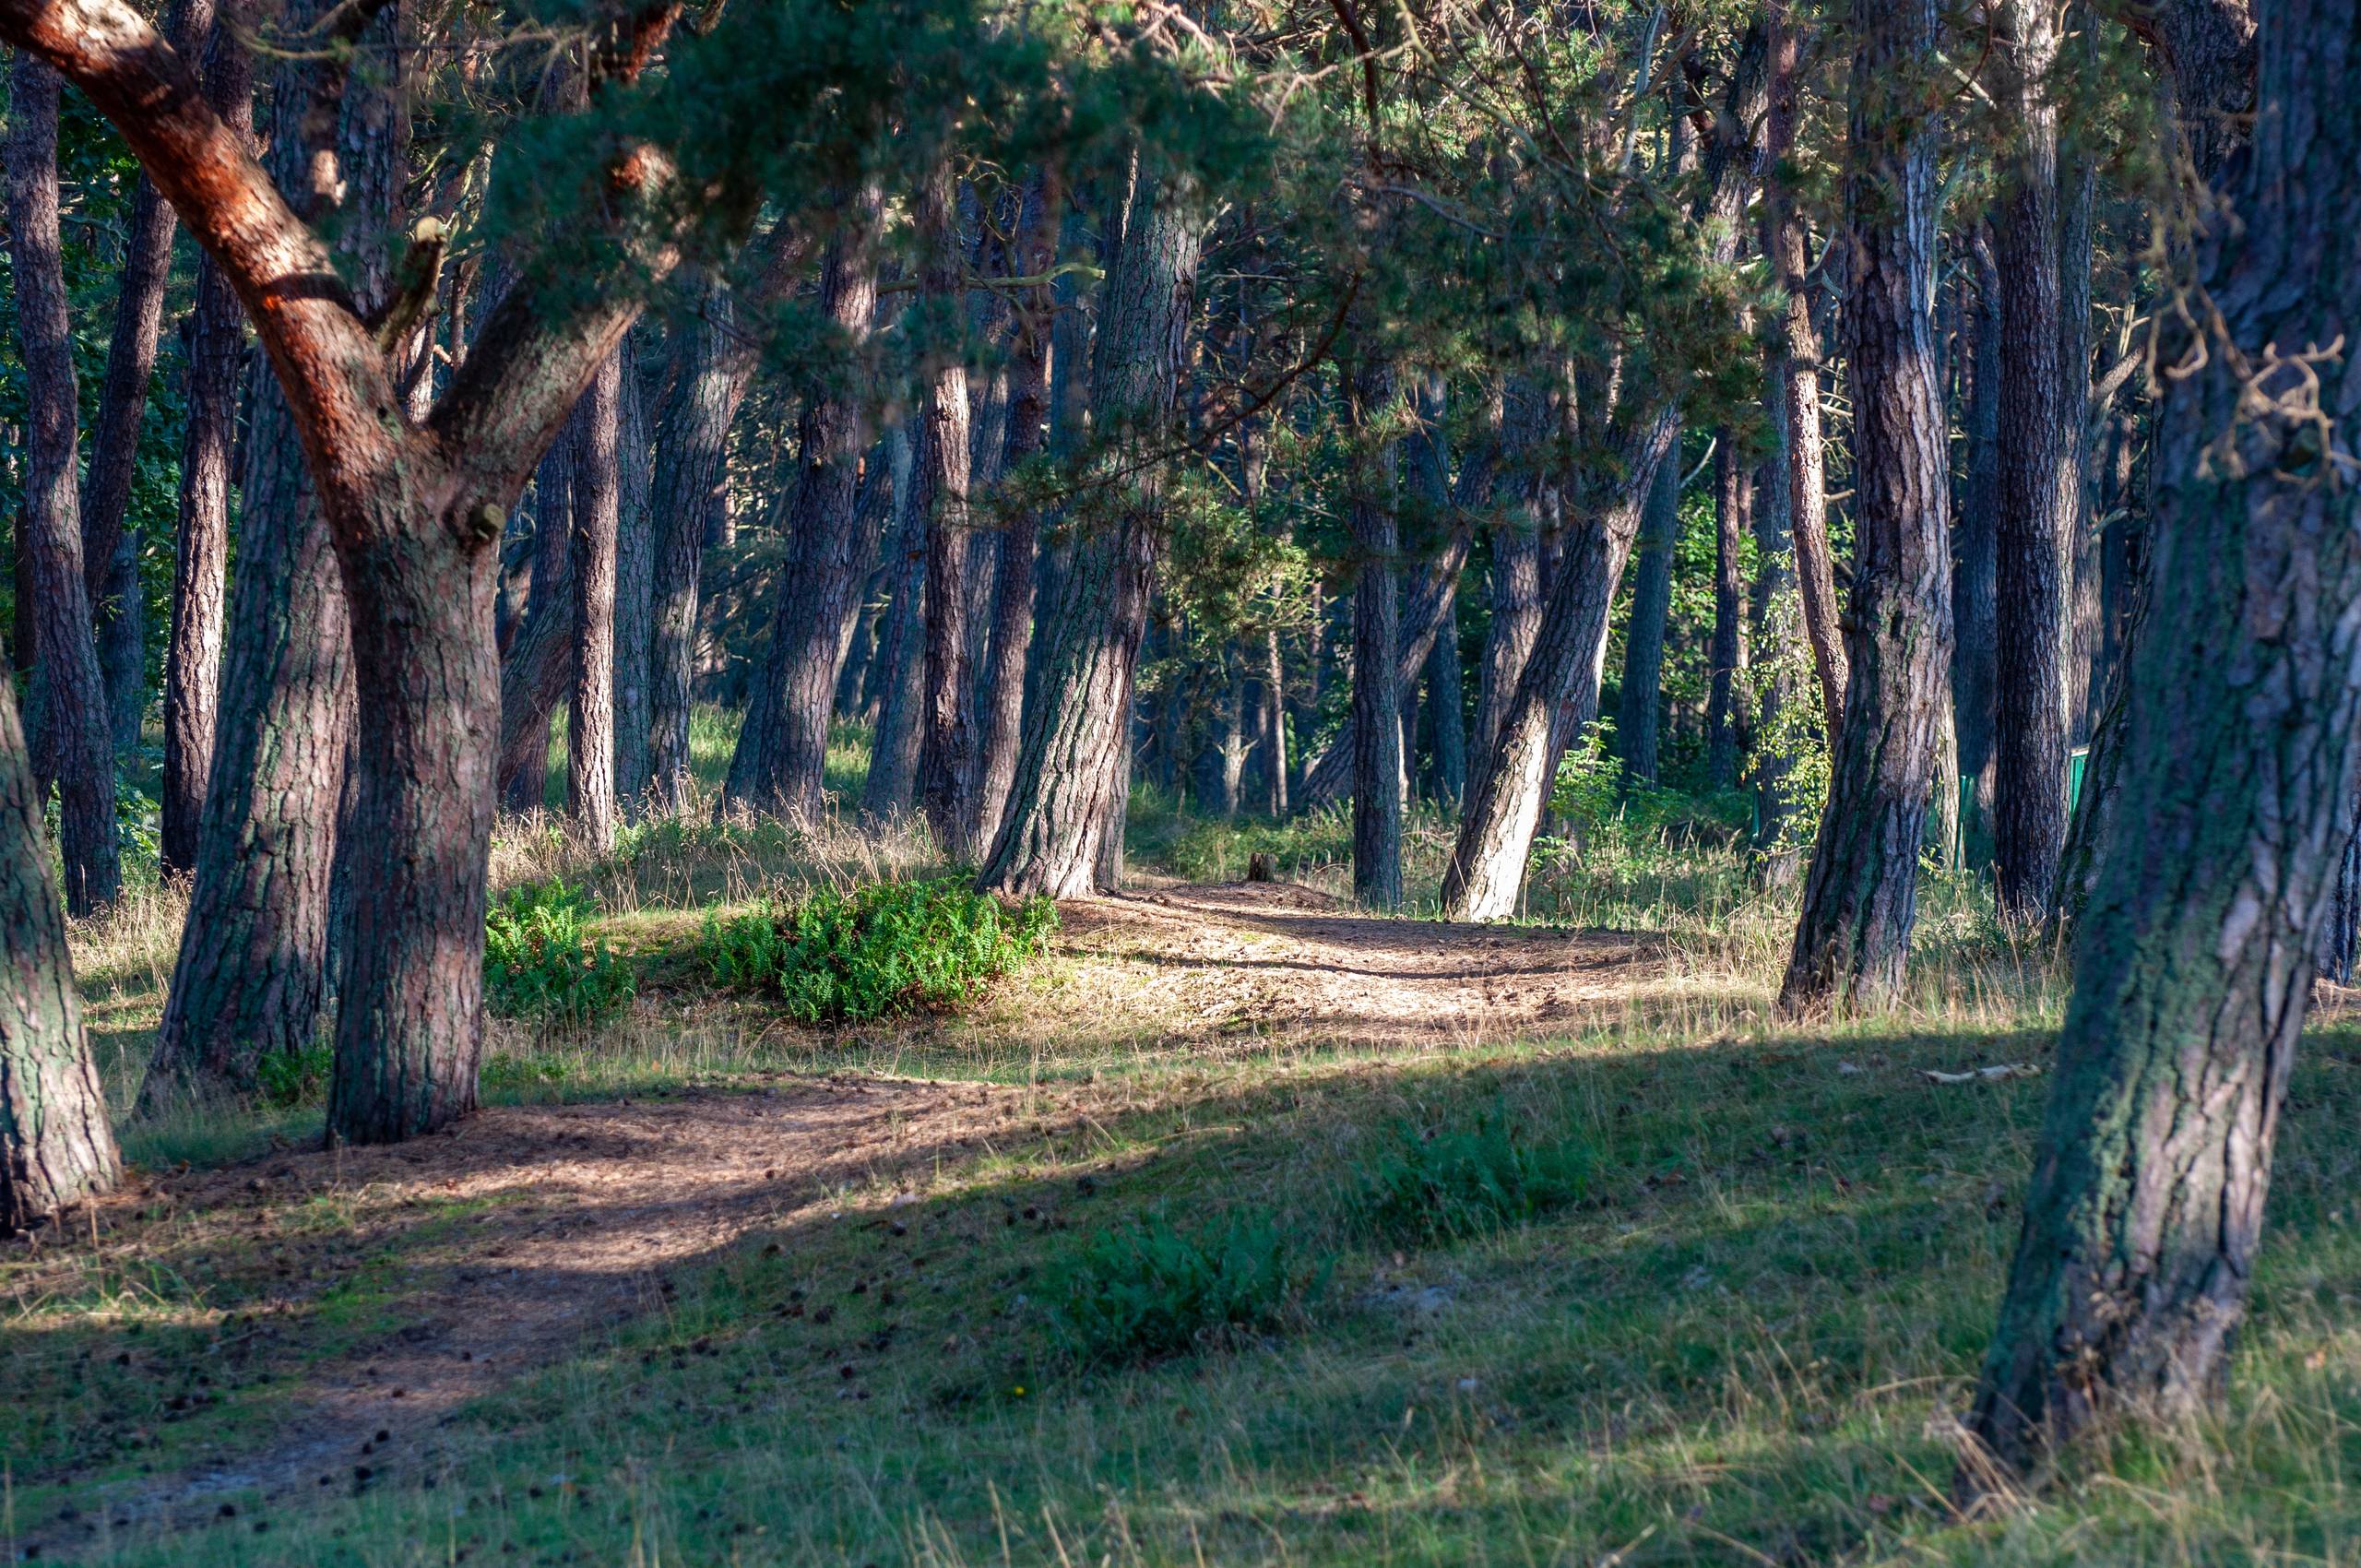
<box><xmin>485</xmin><ymin>880</ymin><xmax>636</xmax><ymax>1025</ymax></box>
<box><xmin>698</xmin><ymin>877</ymin><xmax>1057</xmax><ymax>1023</ymax></box>
<box><xmin>1049</xmin><ymin>1214</ymin><xmax>1323</xmax><ymax>1365</ymax></box>
<box><xmin>253</xmin><ymin>1043</ymin><xmax>333</xmax><ymax>1109</ymax></box>
<box><xmin>1354</xmin><ymin>1111</ymin><xmax>1591</xmax><ymax>1243</ymax></box>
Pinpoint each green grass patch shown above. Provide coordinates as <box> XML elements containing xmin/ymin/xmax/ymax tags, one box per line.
<box><xmin>1048</xmin><ymin>1212</ymin><xmax>1326</xmax><ymax>1365</ymax></box>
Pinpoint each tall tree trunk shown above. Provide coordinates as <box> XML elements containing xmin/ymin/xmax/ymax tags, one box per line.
<box><xmin>1953</xmin><ymin>230</ymin><xmax>2003</xmax><ymax>861</ymax></box>
<box><xmin>1990</xmin><ymin>0</ymin><xmax>2070</xmax><ymax>921</ymax></box>
<box><xmin>1750</xmin><ymin>383</ymin><xmax>1801</xmax><ymax>880</ymax></box>
<box><xmin>5</xmin><ymin>56</ymin><xmax>120</xmax><ymax>917</ymax></box>
<box><xmin>1264</xmin><ymin>624</ymin><xmax>1288</xmax><ymax>815</ymax></box>
<box><xmin>1347</xmin><ymin>359</ymin><xmax>1404</xmax><ymax>909</ymax></box>
<box><xmin>0</xmin><ymin>671</ymin><xmax>117</xmax><ymax>1231</ymax></box>
<box><xmin>974</xmin><ymin>169</ymin><xmax>1061</xmax><ymax>852</ymax></box>
<box><xmin>1705</xmin><ymin>428</ymin><xmax>1749</xmax><ymax>789</ymax></box>
<box><xmin>611</xmin><ymin>333</ymin><xmax>656</xmax><ymax>812</ymax></box>
<box><xmin>1475</xmin><ymin>499</ymin><xmax>1545</xmax><ymax>765</ymax></box>
<box><xmin>501</xmin><ymin>418</ymin><xmax>579</xmax><ymax>810</ymax></box>
<box><xmin>913</xmin><ymin>161</ymin><xmax>983</xmax><ymax>859</ymax></box>
<box><xmin>567</xmin><ymin>350</ymin><xmax>622</xmax><ymax>852</ymax></box>
<box><xmin>1966</xmin><ymin>0</ymin><xmax>2352</xmax><ymax>1477</ymax></box>
<box><xmin>979</xmin><ymin>160</ymin><xmax>1202</xmax><ymax>897</ymax></box>
<box><xmin>861</xmin><ymin>428</ymin><xmax>927</xmax><ymax>822</ymax></box>
<box><xmin>726</xmin><ymin>185</ymin><xmax>885</xmax><ymax>822</ymax></box>
<box><xmin>83</xmin><ymin>0</ymin><xmax>210</xmax><ymax>751</ymax></box>
<box><xmin>1776</xmin><ymin>0</ymin><xmax>1951</xmax><ymax>1015</ymax></box>
<box><xmin>160</xmin><ymin>4</ymin><xmax>253</xmax><ymax>880</ymax></box>
<box><xmin>1617</xmin><ymin>435</ymin><xmax>1679</xmax><ymax>786</ymax></box>
<box><xmin>1428</xmin><ymin>588</ymin><xmax>1466</xmax><ymax>807</ymax></box>
<box><xmin>1765</xmin><ymin>1</ymin><xmax>1846</xmax><ymax>743</ymax></box>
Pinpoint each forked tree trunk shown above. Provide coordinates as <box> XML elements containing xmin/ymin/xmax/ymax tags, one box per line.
<box><xmin>14</xmin><ymin>0</ymin><xmax>689</xmax><ymax>1144</ymax></box>
<box><xmin>160</xmin><ymin>8</ymin><xmax>252</xmax><ymax>880</ymax></box>
<box><xmin>1347</xmin><ymin>359</ymin><xmax>1404</xmax><ymax>910</ymax></box>
<box><xmin>1990</xmin><ymin>0</ymin><xmax>2070</xmax><ymax>921</ymax></box>
<box><xmin>978</xmin><ymin>160</ymin><xmax>1201</xmax><ymax>897</ymax></box>
<box><xmin>1966</xmin><ymin>0</ymin><xmax>2355</xmax><ymax>1476</ymax></box>
<box><xmin>1776</xmin><ymin>0</ymin><xmax>1951</xmax><ymax>1016</ymax></box>
<box><xmin>1475</xmin><ymin>505</ymin><xmax>1544</xmax><ymax>766</ymax></box>
<box><xmin>5</xmin><ymin>56</ymin><xmax>120</xmax><ymax>917</ymax></box>
<box><xmin>727</xmin><ymin>185</ymin><xmax>884</xmax><ymax>822</ymax></box>
<box><xmin>1617</xmin><ymin>437</ymin><xmax>1679</xmax><ymax>786</ymax></box>
<box><xmin>1705</xmin><ymin>429</ymin><xmax>1749</xmax><ymax>788</ymax></box>
<box><xmin>567</xmin><ymin>350</ymin><xmax>622</xmax><ymax>851</ymax></box>
<box><xmin>913</xmin><ymin>162</ymin><xmax>983</xmax><ymax>859</ymax></box>
<box><xmin>0</xmin><ymin>672</ymin><xmax>117</xmax><ymax>1232</ymax></box>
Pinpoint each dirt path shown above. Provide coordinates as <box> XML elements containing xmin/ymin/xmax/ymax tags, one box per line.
<box><xmin>1050</xmin><ymin>879</ymin><xmax>1664</xmax><ymax>1052</ymax></box>
<box><xmin>20</xmin><ymin>883</ymin><xmax>1667</xmax><ymax>1557</ymax></box>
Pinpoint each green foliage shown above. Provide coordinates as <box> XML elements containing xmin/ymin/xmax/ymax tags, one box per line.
<box><xmin>484</xmin><ymin>881</ymin><xmax>637</xmax><ymax>1026</ymax></box>
<box><xmin>1049</xmin><ymin>1213</ymin><xmax>1323</xmax><ymax>1365</ymax></box>
<box><xmin>252</xmin><ymin>1043</ymin><xmax>334</xmax><ymax>1110</ymax></box>
<box><xmin>697</xmin><ymin>877</ymin><xmax>1056</xmax><ymax>1023</ymax></box>
<box><xmin>1747</xmin><ymin>583</ymin><xmax>1833</xmax><ymax>862</ymax></box>
<box><xmin>1353</xmin><ymin>1110</ymin><xmax>1591</xmax><ymax>1243</ymax></box>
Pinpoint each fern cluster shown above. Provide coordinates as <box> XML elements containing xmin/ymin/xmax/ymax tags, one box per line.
<box><xmin>484</xmin><ymin>880</ymin><xmax>638</xmax><ymax>1025</ymax></box>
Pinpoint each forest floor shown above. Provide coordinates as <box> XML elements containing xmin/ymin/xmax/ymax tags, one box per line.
<box><xmin>12</xmin><ymin>793</ymin><xmax>2361</xmax><ymax>1565</ymax></box>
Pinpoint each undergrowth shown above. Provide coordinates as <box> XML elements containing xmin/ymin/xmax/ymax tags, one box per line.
<box><xmin>484</xmin><ymin>880</ymin><xmax>637</xmax><ymax>1025</ymax></box>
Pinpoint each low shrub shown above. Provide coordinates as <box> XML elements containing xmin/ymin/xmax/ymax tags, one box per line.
<box><xmin>1048</xmin><ymin>1213</ymin><xmax>1323</xmax><ymax>1365</ymax></box>
<box><xmin>253</xmin><ymin>1042</ymin><xmax>333</xmax><ymax>1109</ymax></box>
<box><xmin>697</xmin><ymin>877</ymin><xmax>1057</xmax><ymax>1023</ymax></box>
<box><xmin>1354</xmin><ymin>1110</ymin><xmax>1591</xmax><ymax>1243</ymax></box>
<box><xmin>485</xmin><ymin>880</ymin><xmax>637</xmax><ymax>1025</ymax></box>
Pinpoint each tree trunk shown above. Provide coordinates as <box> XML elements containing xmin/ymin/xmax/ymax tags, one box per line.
<box><xmin>646</xmin><ymin>279</ymin><xmax>740</xmax><ymax>809</ymax></box>
<box><xmin>567</xmin><ymin>350</ymin><xmax>622</xmax><ymax>852</ymax></box>
<box><xmin>1765</xmin><ymin>2</ymin><xmax>1846</xmax><ymax>743</ymax></box>
<box><xmin>82</xmin><ymin>0</ymin><xmax>210</xmax><ymax>752</ymax></box>
<box><xmin>1428</xmin><ymin>586</ymin><xmax>1466</xmax><ymax>807</ymax></box>
<box><xmin>861</xmin><ymin>428</ymin><xmax>927</xmax><ymax>822</ymax></box>
<box><xmin>1990</xmin><ymin>0</ymin><xmax>2070</xmax><ymax>921</ymax></box>
<box><xmin>500</xmin><ymin>417</ymin><xmax>579</xmax><ymax>810</ymax></box>
<box><xmin>1264</xmin><ymin>624</ymin><xmax>1288</xmax><ymax>815</ymax></box>
<box><xmin>1347</xmin><ymin>359</ymin><xmax>1404</xmax><ymax>910</ymax></box>
<box><xmin>913</xmin><ymin>161</ymin><xmax>983</xmax><ymax>859</ymax></box>
<box><xmin>1750</xmin><ymin>360</ymin><xmax>1802</xmax><ymax>881</ymax></box>
<box><xmin>0</xmin><ymin>671</ymin><xmax>117</xmax><ymax>1232</ymax></box>
<box><xmin>979</xmin><ymin>160</ymin><xmax>1201</xmax><ymax>897</ymax></box>
<box><xmin>1475</xmin><ymin>500</ymin><xmax>1544</xmax><ymax>765</ymax></box>
<box><xmin>5</xmin><ymin>55</ymin><xmax>120</xmax><ymax>917</ymax></box>
<box><xmin>1617</xmin><ymin>434</ymin><xmax>1679</xmax><ymax>786</ymax></box>
<box><xmin>160</xmin><ymin>6</ymin><xmax>253</xmax><ymax>880</ymax></box>
<box><xmin>1775</xmin><ymin>0</ymin><xmax>1950</xmax><ymax>1016</ymax></box>
<box><xmin>974</xmin><ymin>169</ymin><xmax>1061</xmax><ymax>852</ymax></box>
<box><xmin>1966</xmin><ymin>0</ymin><xmax>2355</xmax><ymax>1475</ymax></box>
<box><xmin>1705</xmin><ymin>428</ymin><xmax>1749</xmax><ymax>789</ymax></box>
<box><xmin>726</xmin><ymin>185</ymin><xmax>885</xmax><ymax>822</ymax></box>
<box><xmin>611</xmin><ymin>333</ymin><xmax>656</xmax><ymax>812</ymax></box>
<box><xmin>1953</xmin><ymin>230</ymin><xmax>2003</xmax><ymax>862</ymax></box>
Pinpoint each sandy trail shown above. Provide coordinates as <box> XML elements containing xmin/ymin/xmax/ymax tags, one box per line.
<box><xmin>19</xmin><ymin>882</ymin><xmax>1667</xmax><ymax>1557</ymax></box>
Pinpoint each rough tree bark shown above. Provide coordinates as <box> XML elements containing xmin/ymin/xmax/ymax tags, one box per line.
<box><xmin>861</xmin><ymin>428</ymin><xmax>927</xmax><ymax>822</ymax></box>
<box><xmin>500</xmin><ymin>416</ymin><xmax>579</xmax><ymax>809</ymax></box>
<box><xmin>1965</xmin><ymin>0</ymin><xmax>2355</xmax><ymax>1478</ymax></box>
<box><xmin>977</xmin><ymin>160</ymin><xmax>1201</xmax><ymax>897</ymax></box>
<box><xmin>0</xmin><ymin>672</ymin><xmax>118</xmax><ymax>1232</ymax></box>
<box><xmin>1617</xmin><ymin>436</ymin><xmax>1680</xmax><ymax>786</ymax></box>
<box><xmin>913</xmin><ymin>160</ymin><xmax>983</xmax><ymax>859</ymax></box>
<box><xmin>1990</xmin><ymin>0</ymin><xmax>2070</xmax><ymax>921</ymax></box>
<box><xmin>9</xmin><ymin>0</ymin><xmax>693</xmax><ymax>1144</ymax></box>
<box><xmin>611</xmin><ymin>333</ymin><xmax>656</xmax><ymax>810</ymax></box>
<box><xmin>568</xmin><ymin>350</ymin><xmax>623</xmax><ymax>851</ymax></box>
<box><xmin>725</xmin><ymin>184</ymin><xmax>885</xmax><ymax>822</ymax></box>
<box><xmin>1347</xmin><ymin>358</ymin><xmax>1404</xmax><ymax>909</ymax></box>
<box><xmin>1775</xmin><ymin>0</ymin><xmax>1951</xmax><ymax>1016</ymax></box>
<box><xmin>974</xmin><ymin>168</ymin><xmax>1062</xmax><ymax>852</ymax></box>
<box><xmin>5</xmin><ymin>55</ymin><xmax>121</xmax><ymax>917</ymax></box>
<box><xmin>1705</xmin><ymin>427</ymin><xmax>1749</xmax><ymax>788</ymax></box>
<box><xmin>160</xmin><ymin>4</ymin><xmax>253</xmax><ymax>880</ymax></box>
<box><xmin>1954</xmin><ymin>231</ymin><xmax>2003</xmax><ymax>859</ymax></box>
<box><xmin>1765</xmin><ymin>0</ymin><xmax>1846</xmax><ymax>743</ymax></box>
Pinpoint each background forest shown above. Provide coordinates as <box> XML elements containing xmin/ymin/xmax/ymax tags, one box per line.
<box><xmin>3</xmin><ymin>0</ymin><xmax>2359</xmax><ymax>1562</ymax></box>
